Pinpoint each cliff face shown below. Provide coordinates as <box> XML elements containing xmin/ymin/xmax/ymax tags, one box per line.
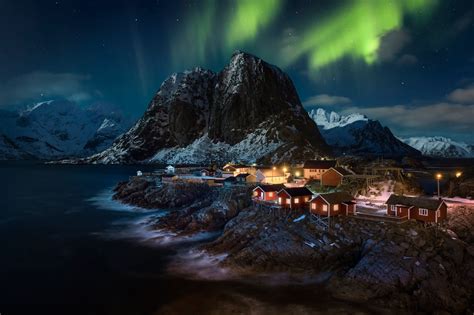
<box><xmin>87</xmin><ymin>51</ymin><xmax>330</xmax><ymax>164</ymax></box>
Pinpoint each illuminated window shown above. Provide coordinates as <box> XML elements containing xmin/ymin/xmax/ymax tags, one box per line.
<box><xmin>419</xmin><ymin>208</ymin><xmax>428</xmax><ymax>216</ymax></box>
<box><xmin>268</xmin><ymin>192</ymin><xmax>273</xmax><ymax>197</ymax></box>
<box><xmin>304</xmin><ymin>197</ymin><xmax>309</xmax><ymax>202</ymax></box>
<box><xmin>333</xmin><ymin>204</ymin><xmax>339</xmax><ymax>211</ymax></box>
<box><xmin>253</xmin><ymin>191</ymin><xmax>258</xmax><ymax>196</ymax></box>
<box><xmin>322</xmin><ymin>205</ymin><xmax>328</xmax><ymax>212</ymax></box>
<box><xmin>294</xmin><ymin>198</ymin><xmax>300</xmax><ymax>204</ymax></box>
<box><xmin>286</xmin><ymin>198</ymin><xmax>291</xmax><ymax>204</ymax></box>
<box><xmin>278</xmin><ymin>197</ymin><xmax>282</xmax><ymax>204</ymax></box>
<box><xmin>311</xmin><ymin>203</ymin><xmax>316</xmax><ymax>210</ymax></box>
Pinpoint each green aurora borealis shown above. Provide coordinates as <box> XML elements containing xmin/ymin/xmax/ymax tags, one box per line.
<box><xmin>171</xmin><ymin>0</ymin><xmax>438</xmax><ymax>72</ymax></box>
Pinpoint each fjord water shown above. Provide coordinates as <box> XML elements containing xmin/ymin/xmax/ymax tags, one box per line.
<box><xmin>0</xmin><ymin>162</ymin><xmax>373</xmax><ymax>315</ymax></box>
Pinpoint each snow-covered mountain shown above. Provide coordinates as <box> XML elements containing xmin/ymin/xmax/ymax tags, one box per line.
<box><xmin>82</xmin><ymin>51</ymin><xmax>330</xmax><ymax>164</ymax></box>
<box><xmin>309</xmin><ymin>108</ymin><xmax>420</xmax><ymax>157</ymax></box>
<box><xmin>401</xmin><ymin>137</ymin><xmax>474</xmax><ymax>158</ymax></box>
<box><xmin>0</xmin><ymin>100</ymin><xmax>132</xmax><ymax>160</ymax></box>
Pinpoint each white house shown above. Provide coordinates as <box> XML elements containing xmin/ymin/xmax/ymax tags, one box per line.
<box><xmin>165</xmin><ymin>165</ymin><xmax>175</xmax><ymax>174</ymax></box>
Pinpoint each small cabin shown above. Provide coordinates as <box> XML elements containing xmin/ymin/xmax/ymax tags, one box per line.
<box><xmin>385</xmin><ymin>194</ymin><xmax>448</xmax><ymax>223</ymax></box>
<box><xmin>165</xmin><ymin>165</ymin><xmax>175</xmax><ymax>174</ymax></box>
<box><xmin>256</xmin><ymin>168</ymin><xmax>287</xmax><ymax>184</ymax></box>
<box><xmin>236</xmin><ymin>173</ymin><xmax>257</xmax><ymax>184</ymax></box>
<box><xmin>253</xmin><ymin>184</ymin><xmax>285</xmax><ymax>202</ymax></box>
<box><xmin>277</xmin><ymin>187</ymin><xmax>313</xmax><ymax>209</ymax></box>
<box><xmin>309</xmin><ymin>192</ymin><xmax>355</xmax><ymax>216</ymax></box>
<box><xmin>321</xmin><ymin>167</ymin><xmax>353</xmax><ymax>187</ymax></box>
<box><xmin>303</xmin><ymin>160</ymin><xmax>337</xmax><ymax>180</ymax></box>
<box><xmin>223</xmin><ymin>164</ymin><xmax>256</xmax><ymax>176</ymax></box>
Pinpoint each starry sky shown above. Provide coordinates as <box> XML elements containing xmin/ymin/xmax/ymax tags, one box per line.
<box><xmin>1</xmin><ymin>0</ymin><xmax>473</xmax><ymax>142</ymax></box>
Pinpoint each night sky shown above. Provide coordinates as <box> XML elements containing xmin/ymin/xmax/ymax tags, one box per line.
<box><xmin>1</xmin><ymin>0</ymin><xmax>473</xmax><ymax>142</ymax></box>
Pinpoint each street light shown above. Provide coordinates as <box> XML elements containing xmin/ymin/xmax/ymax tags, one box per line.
<box><xmin>436</xmin><ymin>173</ymin><xmax>442</xmax><ymax>197</ymax></box>
<box><xmin>295</xmin><ymin>171</ymin><xmax>300</xmax><ymax>177</ymax></box>
<box><xmin>455</xmin><ymin>171</ymin><xmax>462</xmax><ymax>178</ymax></box>
<box><xmin>283</xmin><ymin>167</ymin><xmax>288</xmax><ymax>173</ymax></box>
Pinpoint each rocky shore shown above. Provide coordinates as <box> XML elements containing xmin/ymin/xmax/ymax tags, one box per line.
<box><xmin>113</xmin><ymin>177</ymin><xmax>474</xmax><ymax>313</ymax></box>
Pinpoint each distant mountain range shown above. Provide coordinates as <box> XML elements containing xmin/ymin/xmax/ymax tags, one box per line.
<box><xmin>400</xmin><ymin>136</ymin><xmax>474</xmax><ymax>158</ymax></box>
<box><xmin>80</xmin><ymin>51</ymin><xmax>330</xmax><ymax>165</ymax></box>
<box><xmin>0</xmin><ymin>100</ymin><xmax>132</xmax><ymax>160</ymax></box>
<box><xmin>309</xmin><ymin>108</ymin><xmax>420</xmax><ymax>157</ymax></box>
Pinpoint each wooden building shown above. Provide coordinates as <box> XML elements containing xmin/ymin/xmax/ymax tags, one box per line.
<box><xmin>321</xmin><ymin>167</ymin><xmax>353</xmax><ymax>187</ymax></box>
<box><xmin>309</xmin><ymin>192</ymin><xmax>355</xmax><ymax>216</ymax></box>
<box><xmin>223</xmin><ymin>164</ymin><xmax>256</xmax><ymax>176</ymax></box>
<box><xmin>277</xmin><ymin>187</ymin><xmax>313</xmax><ymax>209</ymax></box>
<box><xmin>253</xmin><ymin>184</ymin><xmax>285</xmax><ymax>202</ymax></box>
<box><xmin>303</xmin><ymin>160</ymin><xmax>337</xmax><ymax>180</ymax></box>
<box><xmin>385</xmin><ymin>194</ymin><xmax>448</xmax><ymax>223</ymax></box>
<box><xmin>236</xmin><ymin>173</ymin><xmax>257</xmax><ymax>184</ymax></box>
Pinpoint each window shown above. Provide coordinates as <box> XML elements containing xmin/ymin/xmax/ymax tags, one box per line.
<box><xmin>311</xmin><ymin>203</ymin><xmax>316</xmax><ymax>210</ymax></box>
<box><xmin>294</xmin><ymin>198</ymin><xmax>300</xmax><ymax>204</ymax></box>
<box><xmin>286</xmin><ymin>198</ymin><xmax>291</xmax><ymax>204</ymax></box>
<box><xmin>278</xmin><ymin>197</ymin><xmax>282</xmax><ymax>204</ymax></box>
<box><xmin>419</xmin><ymin>208</ymin><xmax>428</xmax><ymax>216</ymax></box>
<box><xmin>437</xmin><ymin>210</ymin><xmax>441</xmax><ymax>218</ymax></box>
<box><xmin>268</xmin><ymin>192</ymin><xmax>273</xmax><ymax>197</ymax></box>
<box><xmin>304</xmin><ymin>197</ymin><xmax>309</xmax><ymax>202</ymax></box>
<box><xmin>253</xmin><ymin>191</ymin><xmax>258</xmax><ymax>197</ymax></box>
<box><xmin>333</xmin><ymin>204</ymin><xmax>339</xmax><ymax>211</ymax></box>
<box><xmin>322</xmin><ymin>204</ymin><xmax>328</xmax><ymax>212</ymax></box>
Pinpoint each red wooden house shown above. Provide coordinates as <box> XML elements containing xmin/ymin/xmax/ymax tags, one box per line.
<box><xmin>253</xmin><ymin>184</ymin><xmax>285</xmax><ymax>201</ymax></box>
<box><xmin>321</xmin><ymin>167</ymin><xmax>353</xmax><ymax>187</ymax></box>
<box><xmin>309</xmin><ymin>192</ymin><xmax>355</xmax><ymax>216</ymax></box>
<box><xmin>277</xmin><ymin>187</ymin><xmax>313</xmax><ymax>209</ymax></box>
<box><xmin>385</xmin><ymin>194</ymin><xmax>448</xmax><ymax>223</ymax></box>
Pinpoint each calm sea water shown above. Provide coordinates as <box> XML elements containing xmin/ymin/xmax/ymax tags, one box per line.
<box><xmin>0</xmin><ymin>162</ymin><xmax>379</xmax><ymax>315</ymax></box>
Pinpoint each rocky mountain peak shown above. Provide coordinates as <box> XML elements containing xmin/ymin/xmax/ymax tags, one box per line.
<box><xmin>85</xmin><ymin>53</ymin><xmax>330</xmax><ymax>164</ymax></box>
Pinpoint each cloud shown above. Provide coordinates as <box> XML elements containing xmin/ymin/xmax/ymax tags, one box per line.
<box><xmin>0</xmin><ymin>72</ymin><xmax>95</xmax><ymax>108</ymax></box>
<box><xmin>378</xmin><ymin>29</ymin><xmax>411</xmax><ymax>62</ymax></box>
<box><xmin>303</xmin><ymin>94</ymin><xmax>352</xmax><ymax>106</ymax></box>
<box><xmin>447</xmin><ymin>84</ymin><xmax>474</xmax><ymax>104</ymax></box>
<box><xmin>342</xmin><ymin>103</ymin><xmax>474</xmax><ymax>133</ymax></box>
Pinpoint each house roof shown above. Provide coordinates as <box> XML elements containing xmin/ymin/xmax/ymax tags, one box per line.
<box><xmin>279</xmin><ymin>187</ymin><xmax>313</xmax><ymax>197</ymax></box>
<box><xmin>254</xmin><ymin>184</ymin><xmax>285</xmax><ymax>192</ymax></box>
<box><xmin>311</xmin><ymin>191</ymin><xmax>354</xmax><ymax>204</ymax></box>
<box><xmin>303</xmin><ymin>160</ymin><xmax>337</xmax><ymax>169</ymax></box>
<box><xmin>385</xmin><ymin>194</ymin><xmax>445</xmax><ymax>211</ymax></box>
<box><xmin>224</xmin><ymin>176</ymin><xmax>237</xmax><ymax>182</ymax></box>
<box><xmin>330</xmin><ymin>167</ymin><xmax>353</xmax><ymax>176</ymax></box>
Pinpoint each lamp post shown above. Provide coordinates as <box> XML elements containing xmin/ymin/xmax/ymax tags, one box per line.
<box><xmin>436</xmin><ymin>173</ymin><xmax>442</xmax><ymax>197</ymax></box>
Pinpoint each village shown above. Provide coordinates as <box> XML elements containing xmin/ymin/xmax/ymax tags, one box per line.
<box><xmin>134</xmin><ymin>158</ymin><xmax>466</xmax><ymax>229</ymax></box>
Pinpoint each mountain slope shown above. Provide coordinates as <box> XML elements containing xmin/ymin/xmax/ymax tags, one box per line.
<box><xmin>401</xmin><ymin>137</ymin><xmax>473</xmax><ymax>158</ymax></box>
<box><xmin>85</xmin><ymin>51</ymin><xmax>330</xmax><ymax>164</ymax></box>
<box><xmin>0</xmin><ymin>100</ymin><xmax>132</xmax><ymax>160</ymax></box>
<box><xmin>309</xmin><ymin>108</ymin><xmax>420</xmax><ymax>157</ymax></box>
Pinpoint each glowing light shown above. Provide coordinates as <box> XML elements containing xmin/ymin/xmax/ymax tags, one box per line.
<box><xmin>273</xmin><ymin>166</ymin><xmax>277</xmax><ymax>170</ymax></box>
<box><xmin>436</xmin><ymin>173</ymin><xmax>442</xmax><ymax>180</ymax></box>
<box><xmin>455</xmin><ymin>172</ymin><xmax>462</xmax><ymax>178</ymax></box>
<box><xmin>282</xmin><ymin>0</ymin><xmax>438</xmax><ymax>69</ymax></box>
<box><xmin>226</xmin><ymin>0</ymin><xmax>282</xmax><ymax>48</ymax></box>
<box><xmin>295</xmin><ymin>171</ymin><xmax>300</xmax><ymax>177</ymax></box>
<box><xmin>283</xmin><ymin>167</ymin><xmax>288</xmax><ymax>173</ymax></box>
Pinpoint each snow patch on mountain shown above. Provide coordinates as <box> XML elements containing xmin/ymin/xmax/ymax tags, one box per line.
<box><xmin>310</xmin><ymin>108</ymin><xmax>368</xmax><ymax>130</ymax></box>
<box><xmin>401</xmin><ymin>136</ymin><xmax>473</xmax><ymax>158</ymax></box>
<box><xmin>150</xmin><ymin>130</ymin><xmax>283</xmax><ymax>164</ymax></box>
<box><xmin>309</xmin><ymin>108</ymin><xmax>420</xmax><ymax>157</ymax></box>
<box><xmin>0</xmin><ymin>100</ymin><xmax>132</xmax><ymax>160</ymax></box>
